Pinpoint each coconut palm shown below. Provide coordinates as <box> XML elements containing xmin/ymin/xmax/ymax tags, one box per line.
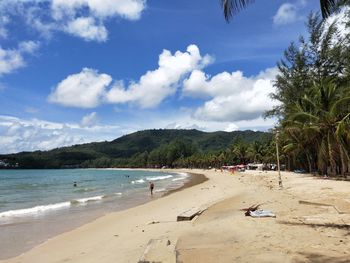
<box><xmin>282</xmin><ymin>122</ymin><xmax>319</xmax><ymax>173</ymax></box>
<box><xmin>249</xmin><ymin>141</ymin><xmax>264</xmax><ymax>163</ymax></box>
<box><xmin>220</xmin><ymin>0</ymin><xmax>344</xmax><ymax>22</ymax></box>
<box><xmin>285</xmin><ymin>80</ymin><xmax>350</xmax><ymax>176</ymax></box>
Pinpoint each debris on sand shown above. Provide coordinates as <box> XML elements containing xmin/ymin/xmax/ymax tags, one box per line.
<box><xmin>240</xmin><ymin>204</ymin><xmax>261</xmax><ymax>216</ymax></box>
<box><xmin>240</xmin><ymin>204</ymin><xmax>276</xmax><ymax>218</ymax></box>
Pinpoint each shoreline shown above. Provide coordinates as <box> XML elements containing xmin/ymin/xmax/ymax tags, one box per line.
<box><xmin>2</xmin><ymin>169</ymin><xmax>350</xmax><ymax>262</ymax></box>
<box><xmin>0</xmin><ymin>170</ymin><xmax>206</xmax><ymax>260</ymax></box>
<box><xmin>163</xmin><ymin>172</ymin><xmax>208</xmax><ymax>197</ymax></box>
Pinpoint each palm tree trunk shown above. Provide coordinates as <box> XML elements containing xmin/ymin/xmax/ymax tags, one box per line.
<box><xmin>306</xmin><ymin>154</ymin><xmax>312</xmax><ymax>174</ymax></box>
<box><xmin>339</xmin><ymin>145</ymin><xmax>347</xmax><ymax>177</ymax></box>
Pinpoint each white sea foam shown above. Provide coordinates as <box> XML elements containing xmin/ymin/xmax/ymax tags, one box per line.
<box><xmin>0</xmin><ymin>202</ymin><xmax>71</xmax><ymax>218</ymax></box>
<box><xmin>154</xmin><ymin>188</ymin><xmax>166</xmax><ymax>193</ymax></box>
<box><xmin>172</xmin><ymin>172</ymin><xmax>188</xmax><ymax>181</ymax></box>
<box><xmin>73</xmin><ymin>195</ymin><xmax>104</xmax><ymax>204</ymax></box>
<box><xmin>131</xmin><ymin>179</ymin><xmax>145</xmax><ymax>184</ymax></box>
<box><xmin>146</xmin><ymin>175</ymin><xmax>173</xmax><ymax>181</ymax></box>
<box><xmin>172</xmin><ymin>177</ymin><xmax>185</xmax><ymax>181</ymax></box>
<box><xmin>114</xmin><ymin>192</ymin><xmax>122</xmax><ymax>196</ymax></box>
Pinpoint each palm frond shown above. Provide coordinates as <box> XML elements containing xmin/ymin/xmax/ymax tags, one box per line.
<box><xmin>330</xmin><ymin>97</ymin><xmax>350</xmax><ymax>116</ymax></box>
<box><xmin>221</xmin><ymin>0</ymin><xmax>254</xmax><ymax>22</ymax></box>
<box><xmin>320</xmin><ymin>0</ymin><xmax>337</xmax><ymax>18</ymax></box>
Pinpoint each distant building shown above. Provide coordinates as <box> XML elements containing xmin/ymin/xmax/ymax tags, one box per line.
<box><xmin>0</xmin><ymin>160</ymin><xmax>9</xmax><ymax>167</ymax></box>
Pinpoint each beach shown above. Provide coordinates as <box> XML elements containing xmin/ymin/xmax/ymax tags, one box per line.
<box><xmin>2</xmin><ymin>169</ymin><xmax>350</xmax><ymax>263</ymax></box>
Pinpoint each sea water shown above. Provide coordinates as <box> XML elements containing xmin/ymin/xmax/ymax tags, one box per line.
<box><xmin>0</xmin><ymin>169</ymin><xmax>189</xmax><ymax>259</ymax></box>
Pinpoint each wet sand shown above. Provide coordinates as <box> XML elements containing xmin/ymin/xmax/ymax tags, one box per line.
<box><xmin>163</xmin><ymin>172</ymin><xmax>208</xmax><ymax>196</ymax></box>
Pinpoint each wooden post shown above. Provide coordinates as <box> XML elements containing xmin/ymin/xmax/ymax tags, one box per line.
<box><xmin>276</xmin><ymin>131</ymin><xmax>283</xmax><ymax>188</ymax></box>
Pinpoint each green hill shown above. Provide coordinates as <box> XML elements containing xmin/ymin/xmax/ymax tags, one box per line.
<box><xmin>0</xmin><ymin>129</ymin><xmax>272</xmax><ymax>169</ymax></box>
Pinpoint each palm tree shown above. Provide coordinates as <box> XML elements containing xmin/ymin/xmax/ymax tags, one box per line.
<box><xmin>220</xmin><ymin>0</ymin><xmax>344</xmax><ymax>22</ymax></box>
<box><xmin>282</xmin><ymin>123</ymin><xmax>319</xmax><ymax>173</ymax></box>
<box><xmin>249</xmin><ymin>141</ymin><xmax>264</xmax><ymax>163</ymax></box>
<box><xmin>285</xmin><ymin>80</ymin><xmax>350</xmax><ymax>176</ymax></box>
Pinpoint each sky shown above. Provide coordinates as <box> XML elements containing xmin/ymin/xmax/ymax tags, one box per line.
<box><xmin>0</xmin><ymin>0</ymin><xmax>324</xmax><ymax>153</ymax></box>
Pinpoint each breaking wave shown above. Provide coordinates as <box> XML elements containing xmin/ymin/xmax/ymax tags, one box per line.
<box><xmin>146</xmin><ymin>175</ymin><xmax>173</xmax><ymax>181</ymax></box>
<box><xmin>0</xmin><ymin>202</ymin><xmax>71</xmax><ymax>218</ymax></box>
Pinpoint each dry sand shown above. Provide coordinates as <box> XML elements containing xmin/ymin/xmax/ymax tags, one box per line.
<box><xmin>2</xmin><ymin>169</ymin><xmax>350</xmax><ymax>263</ymax></box>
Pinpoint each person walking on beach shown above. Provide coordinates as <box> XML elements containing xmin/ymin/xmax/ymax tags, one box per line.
<box><xmin>149</xmin><ymin>181</ymin><xmax>154</xmax><ymax>195</ymax></box>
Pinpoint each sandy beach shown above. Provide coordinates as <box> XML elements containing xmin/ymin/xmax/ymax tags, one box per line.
<box><xmin>2</xmin><ymin>169</ymin><xmax>350</xmax><ymax>263</ymax></box>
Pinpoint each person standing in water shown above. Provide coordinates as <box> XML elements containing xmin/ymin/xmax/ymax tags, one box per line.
<box><xmin>149</xmin><ymin>181</ymin><xmax>154</xmax><ymax>195</ymax></box>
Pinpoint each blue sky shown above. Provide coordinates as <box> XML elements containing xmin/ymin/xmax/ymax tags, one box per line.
<box><xmin>0</xmin><ymin>0</ymin><xmax>322</xmax><ymax>153</ymax></box>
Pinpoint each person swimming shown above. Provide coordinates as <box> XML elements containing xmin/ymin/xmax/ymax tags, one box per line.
<box><xmin>73</xmin><ymin>182</ymin><xmax>77</xmax><ymax>187</ymax></box>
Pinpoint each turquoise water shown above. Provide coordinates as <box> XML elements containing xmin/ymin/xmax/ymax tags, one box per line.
<box><xmin>0</xmin><ymin>169</ymin><xmax>187</xmax><ymax>216</ymax></box>
<box><xmin>0</xmin><ymin>169</ymin><xmax>188</xmax><ymax>258</ymax></box>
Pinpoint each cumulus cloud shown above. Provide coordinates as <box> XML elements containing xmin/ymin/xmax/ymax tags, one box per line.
<box><xmin>49</xmin><ymin>45</ymin><xmax>213</xmax><ymax>109</ymax></box>
<box><xmin>0</xmin><ymin>115</ymin><xmax>124</xmax><ymax>154</ymax></box>
<box><xmin>183</xmin><ymin>67</ymin><xmax>279</xmax><ymax>122</ymax></box>
<box><xmin>0</xmin><ymin>115</ymin><xmax>81</xmax><ymax>153</ymax></box>
<box><xmin>106</xmin><ymin>45</ymin><xmax>212</xmax><ymax>108</ymax></box>
<box><xmin>183</xmin><ymin>70</ymin><xmax>252</xmax><ymax>98</ymax></box>
<box><xmin>273</xmin><ymin>3</ymin><xmax>298</xmax><ymax>25</ymax></box>
<box><xmin>64</xmin><ymin>17</ymin><xmax>108</xmax><ymax>42</ymax></box>
<box><xmin>0</xmin><ymin>41</ymin><xmax>40</xmax><ymax>76</ymax></box>
<box><xmin>51</xmin><ymin>0</ymin><xmax>145</xmax><ymax>21</ymax></box>
<box><xmin>0</xmin><ymin>0</ymin><xmax>146</xmax><ymax>42</ymax></box>
<box><xmin>49</xmin><ymin>68</ymin><xmax>112</xmax><ymax>108</ymax></box>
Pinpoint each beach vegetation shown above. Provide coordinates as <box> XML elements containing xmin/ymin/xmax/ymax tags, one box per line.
<box><xmin>268</xmin><ymin>11</ymin><xmax>350</xmax><ymax>176</ymax></box>
<box><xmin>0</xmin><ymin>129</ymin><xmax>274</xmax><ymax>169</ymax></box>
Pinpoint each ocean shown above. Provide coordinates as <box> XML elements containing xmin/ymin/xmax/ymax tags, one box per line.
<box><xmin>0</xmin><ymin>169</ymin><xmax>189</xmax><ymax>259</ymax></box>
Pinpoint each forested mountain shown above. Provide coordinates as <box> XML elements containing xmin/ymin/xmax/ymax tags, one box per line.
<box><xmin>0</xmin><ymin>129</ymin><xmax>272</xmax><ymax>169</ymax></box>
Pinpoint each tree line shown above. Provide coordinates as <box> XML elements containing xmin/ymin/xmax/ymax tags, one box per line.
<box><xmin>81</xmin><ymin>138</ymin><xmax>276</xmax><ymax>169</ymax></box>
<box><xmin>267</xmin><ymin>10</ymin><xmax>350</xmax><ymax>176</ymax></box>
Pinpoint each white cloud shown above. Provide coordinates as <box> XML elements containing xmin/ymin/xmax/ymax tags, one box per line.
<box><xmin>81</xmin><ymin>112</ymin><xmax>98</xmax><ymax>127</ymax></box>
<box><xmin>0</xmin><ymin>111</ymin><xmax>277</xmax><ymax>154</ymax></box>
<box><xmin>0</xmin><ymin>115</ymin><xmax>124</xmax><ymax>154</ymax></box>
<box><xmin>0</xmin><ymin>48</ymin><xmax>24</xmax><ymax>76</ymax></box>
<box><xmin>0</xmin><ymin>15</ymin><xmax>9</xmax><ymax>38</ymax></box>
<box><xmin>106</xmin><ymin>45</ymin><xmax>212</xmax><ymax>108</ymax></box>
<box><xmin>183</xmin><ymin>67</ymin><xmax>279</xmax><ymax>122</ymax></box>
<box><xmin>48</xmin><ymin>68</ymin><xmax>112</xmax><ymax>108</ymax></box>
<box><xmin>49</xmin><ymin>45</ymin><xmax>213</xmax><ymax>109</ymax></box>
<box><xmin>183</xmin><ymin>70</ymin><xmax>252</xmax><ymax>98</ymax></box>
<box><xmin>0</xmin><ymin>0</ymin><xmax>146</xmax><ymax>42</ymax></box>
<box><xmin>18</xmin><ymin>40</ymin><xmax>40</xmax><ymax>54</ymax></box>
<box><xmin>0</xmin><ymin>41</ymin><xmax>39</xmax><ymax>76</ymax></box>
<box><xmin>273</xmin><ymin>3</ymin><xmax>298</xmax><ymax>25</ymax></box>
<box><xmin>224</xmin><ymin>123</ymin><xmax>238</xmax><ymax>132</ymax></box>
<box><xmin>64</xmin><ymin>17</ymin><xmax>108</xmax><ymax>42</ymax></box>
<box><xmin>51</xmin><ymin>0</ymin><xmax>145</xmax><ymax>20</ymax></box>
